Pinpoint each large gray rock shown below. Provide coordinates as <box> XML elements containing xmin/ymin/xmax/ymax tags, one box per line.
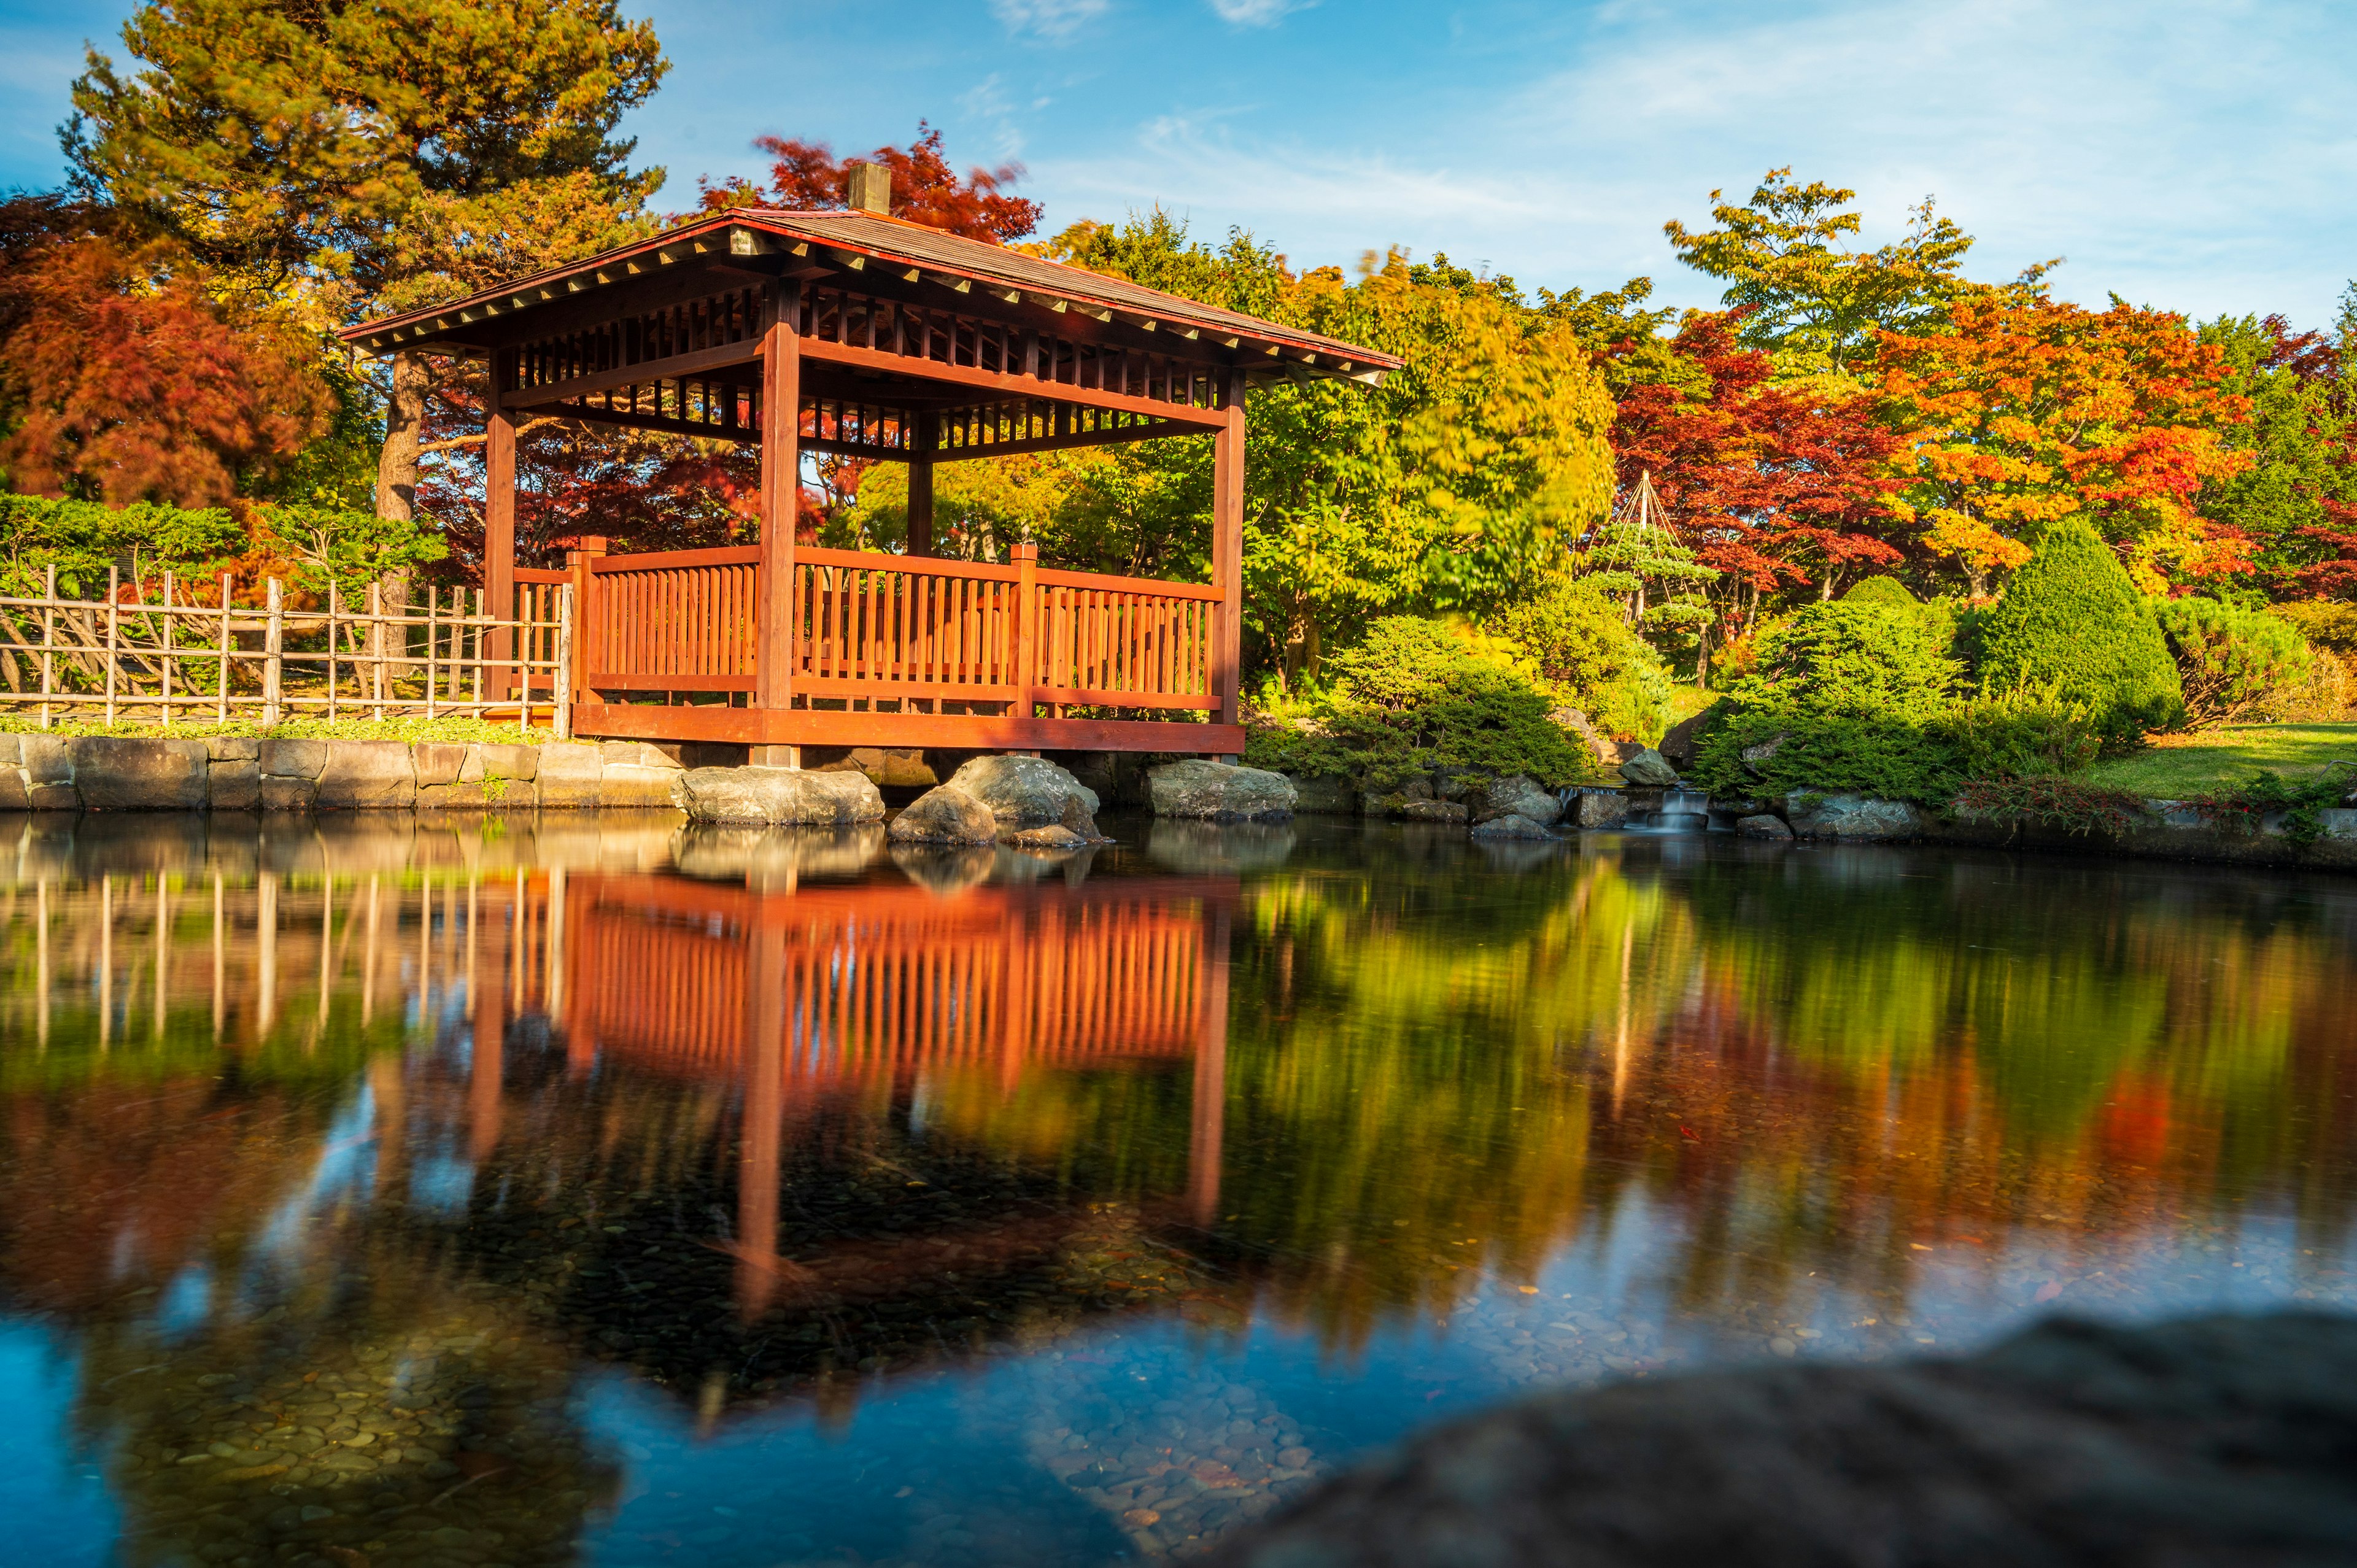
<box><xmin>1469</xmin><ymin>813</ymin><xmax>1554</xmax><ymax>841</ymax></box>
<box><xmin>533</xmin><ymin>743</ymin><xmax>606</xmax><ymax>807</ymax></box>
<box><xmin>1004</xmin><ymin>823</ymin><xmax>1088</xmax><ymax>851</ymax></box>
<box><xmin>887</xmin><ymin>785</ymin><xmax>999</xmax><ymax>845</ymax></box>
<box><xmin>207</xmin><ymin>759</ymin><xmax>261</xmax><ymax>811</ymax></box>
<box><xmin>1148</xmin><ymin>759</ymin><xmax>1296</xmax><ymax>821</ymax></box>
<box><xmin>1786</xmin><ymin>790</ymin><xmax>1926</xmax><ymax>842</ymax></box>
<box><xmin>600</xmin><ymin>763</ymin><xmax>686</xmax><ymax>808</ymax></box>
<box><xmin>1571</xmin><ymin>789</ymin><xmax>1629</xmax><ymax>830</ymax></box>
<box><xmin>1547</xmin><ymin>707</ymin><xmax>1618</xmax><ymax>770</ymax></box>
<box><xmin>312</xmin><ymin>741</ymin><xmax>416</xmax><ymax>809</ymax></box>
<box><xmin>1618</xmin><ymin>747</ymin><xmax>1680</xmax><ymax>787</ymax></box>
<box><xmin>1206</xmin><ymin>1313</ymin><xmax>2357</xmax><ymax>1568</ymax></box>
<box><xmin>1737</xmin><ymin>813</ymin><xmax>1794</xmax><ymax>840</ymax></box>
<box><xmin>1395</xmin><ymin>799</ymin><xmax>1469</xmax><ymax>825</ymax></box>
<box><xmin>945</xmin><ymin>754</ymin><xmax>1099</xmax><ymax>828</ymax></box>
<box><xmin>257</xmin><ymin>737</ymin><xmax>327</xmax><ymax>781</ymax></box>
<box><xmin>71</xmin><ymin>738</ymin><xmax>207</xmax><ymax>809</ymax></box>
<box><xmin>1471</xmin><ymin>774</ymin><xmax>1563</xmax><ymax>827</ymax></box>
<box><xmin>681</xmin><ymin>766</ymin><xmax>884</xmax><ymax>825</ymax></box>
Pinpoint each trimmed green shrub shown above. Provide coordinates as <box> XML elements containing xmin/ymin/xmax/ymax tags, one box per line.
<box><xmin>1942</xmin><ymin>681</ymin><xmax>2105</xmax><ymax>778</ymax></box>
<box><xmin>1485</xmin><ymin>576</ymin><xmax>1674</xmax><ymax>741</ymax></box>
<box><xmin>1730</xmin><ymin>599</ymin><xmax>1963</xmax><ymax>721</ymax></box>
<box><xmin>1317</xmin><ymin>616</ymin><xmax>1598</xmax><ymax>788</ymax></box>
<box><xmin>2153</xmin><ymin>597</ymin><xmax>2313</xmax><ymax>727</ymax></box>
<box><xmin>1690</xmin><ymin>706</ymin><xmax>1961</xmax><ymax>803</ymax></box>
<box><xmin>1841</xmin><ymin>575</ymin><xmax>1919</xmax><ymax>607</ymax></box>
<box><xmin>1977</xmin><ymin>519</ymin><xmax>2183</xmax><ymax>744</ymax></box>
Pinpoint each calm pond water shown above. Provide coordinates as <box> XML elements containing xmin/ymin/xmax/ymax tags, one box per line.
<box><xmin>1</xmin><ymin>811</ymin><xmax>2353</xmax><ymax>1567</ymax></box>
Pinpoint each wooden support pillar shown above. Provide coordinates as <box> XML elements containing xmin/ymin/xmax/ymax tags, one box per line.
<box><xmin>485</xmin><ymin>349</ymin><xmax>518</xmax><ymax>690</ymax></box>
<box><xmin>1212</xmin><ymin>369</ymin><xmax>1246</xmax><ymax>735</ymax></box>
<box><xmin>566</xmin><ymin>535</ymin><xmax>606</xmax><ymax>711</ymax></box>
<box><xmin>754</xmin><ymin>284</ymin><xmax>802</xmax><ymax>766</ymax></box>
<box><xmin>908</xmin><ymin>412</ymin><xmax>937</xmax><ymax>557</ymax></box>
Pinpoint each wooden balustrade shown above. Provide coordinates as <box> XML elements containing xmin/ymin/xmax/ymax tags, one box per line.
<box><xmin>575</xmin><ymin>543</ymin><xmax>1220</xmax><ymax>719</ymax></box>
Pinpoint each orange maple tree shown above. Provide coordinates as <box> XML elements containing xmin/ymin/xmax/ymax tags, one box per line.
<box><xmin>1874</xmin><ymin>293</ymin><xmax>2251</xmax><ymax>595</ymax></box>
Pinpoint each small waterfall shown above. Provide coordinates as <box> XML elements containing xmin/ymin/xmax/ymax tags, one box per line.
<box><xmin>1624</xmin><ymin>785</ymin><xmax>1712</xmax><ymax>833</ymax></box>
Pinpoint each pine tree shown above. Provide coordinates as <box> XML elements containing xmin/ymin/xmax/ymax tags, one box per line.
<box><xmin>1978</xmin><ymin>519</ymin><xmax>2184</xmax><ymax>741</ymax></box>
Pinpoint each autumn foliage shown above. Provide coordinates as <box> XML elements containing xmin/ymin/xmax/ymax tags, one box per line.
<box><xmin>0</xmin><ymin>200</ymin><xmax>332</xmax><ymax>506</ymax></box>
<box><xmin>700</xmin><ymin>122</ymin><xmax>1042</xmax><ymax>244</ymax></box>
<box><xmin>1875</xmin><ymin>294</ymin><xmax>2253</xmax><ymax>595</ymax></box>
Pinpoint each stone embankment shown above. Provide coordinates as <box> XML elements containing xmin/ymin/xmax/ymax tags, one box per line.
<box><xmin>0</xmin><ymin>735</ymin><xmax>689</xmax><ymax>811</ymax></box>
<box><xmin>1206</xmin><ymin>1312</ymin><xmax>2357</xmax><ymax>1568</ymax></box>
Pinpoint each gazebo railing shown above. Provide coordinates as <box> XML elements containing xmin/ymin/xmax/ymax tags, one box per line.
<box><xmin>575</xmin><ymin>543</ymin><xmax>1219</xmax><ymax>715</ymax></box>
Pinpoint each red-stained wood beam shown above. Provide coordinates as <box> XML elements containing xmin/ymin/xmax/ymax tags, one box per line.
<box><xmin>501</xmin><ymin>339</ymin><xmax>761</xmax><ymax>409</ymax></box>
<box><xmin>756</xmin><ymin>283</ymin><xmax>801</xmax><ymax>741</ymax></box>
<box><xmin>1212</xmin><ymin>368</ymin><xmax>1245</xmax><ymax>734</ymax></box>
<box><xmin>798</xmin><ymin>337</ymin><xmax>1227</xmax><ymax>430</ymax></box>
<box><xmin>485</xmin><ymin>349</ymin><xmax>519</xmax><ymax>688</ymax></box>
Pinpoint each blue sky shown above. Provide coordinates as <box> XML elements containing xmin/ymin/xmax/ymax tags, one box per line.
<box><xmin>4</xmin><ymin>0</ymin><xmax>2353</xmax><ymax>326</ymax></box>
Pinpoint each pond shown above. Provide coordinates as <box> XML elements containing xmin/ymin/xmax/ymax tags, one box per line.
<box><xmin>1</xmin><ymin>811</ymin><xmax>2353</xmax><ymax>1567</ymax></box>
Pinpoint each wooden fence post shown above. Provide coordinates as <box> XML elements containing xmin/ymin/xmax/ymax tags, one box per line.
<box><xmin>567</xmin><ymin>536</ymin><xmax>605</xmax><ymax>716</ymax></box>
<box><xmin>263</xmin><ymin>577</ymin><xmax>284</xmax><ymax>726</ymax></box>
<box><xmin>368</xmin><ymin>582</ymin><xmax>385</xmax><ymax>720</ymax></box>
<box><xmin>215</xmin><ymin>573</ymin><xmax>231</xmax><ymax>724</ymax></box>
<box><xmin>104</xmin><ymin>563</ymin><xmax>120</xmax><ymax>725</ymax></box>
<box><xmin>555</xmin><ymin>584</ymin><xmax>575</xmax><ymax>741</ymax></box>
<box><xmin>1013</xmin><ymin>541</ymin><xmax>1039</xmax><ymax>723</ymax></box>
<box><xmin>39</xmin><ymin>563</ymin><xmax>55</xmax><ymax>732</ymax></box>
<box><xmin>327</xmin><ymin>582</ymin><xmax>339</xmax><ymax>723</ymax></box>
<box><xmin>160</xmin><ymin>571</ymin><xmax>175</xmax><ymax>728</ymax></box>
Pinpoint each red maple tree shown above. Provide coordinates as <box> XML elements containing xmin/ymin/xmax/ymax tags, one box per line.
<box><xmin>1610</xmin><ymin>311</ymin><xmax>1904</xmax><ymax>615</ymax></box>
<box><xmin>698</xmin><ymin>122</ymin><xmax>1042</xmax><ymax>243</ymax></box>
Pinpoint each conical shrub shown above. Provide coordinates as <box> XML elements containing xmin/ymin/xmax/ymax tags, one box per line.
<box><xmin>1842</xmin><ymin>574</ymin><xmax>1919</xmax><ymax>607</ymax></box>
<box><xmin>1978</xmin><ymin>519</ymin><xmax>2183</xmax><ymax>743</ymax></box>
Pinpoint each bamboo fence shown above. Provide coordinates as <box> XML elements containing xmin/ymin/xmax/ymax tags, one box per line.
<box><xmin>0</xmin><ymin>569</ymin><xmax>573</xmax><ymax>738</ymax></box>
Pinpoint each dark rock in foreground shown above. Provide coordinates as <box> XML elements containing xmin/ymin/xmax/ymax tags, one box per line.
<box><xmin>1205</xmin><ymin>1313</ymin><xmax>2357</xmax><ymax>1567</ymax></box>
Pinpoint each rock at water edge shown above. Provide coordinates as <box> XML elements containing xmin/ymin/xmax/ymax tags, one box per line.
<box><xmin>1469</xmin><ymin>813</ymin><xmax>1554</xmax><ymax>840</ymax></box>
<box><xmin>1785</xmin><ymin>791</ymin><xmax>1925</xmax><ymax>842</ymax></box>
<box><xmin>888</xmin><ymin>785</ymin><xmax>999</xmax><ymax>845</ymax></box>
<box><xmin>312</xmin><ymin>742</ymin><xmax>416</xmax><ymax>809</ymax></box>
<box><xmin>945</xmin><ymin>754</ymin><xmax>1101</xmax><ymax>829</ymax></box>
<box><xmin>1148</xmin><ymin>760</ymin><xmax>1298</xmax><ymax>821</ymax></box>
<box><xmin>1005</xmin><ymin>824</ymin><xmax>1089</xmax><ymax>851</ymax></box>
<box><xmin>1571</xmin><ymin>789</ymin><xmax>1629</xmax><ymax>829</ymax></box>
<box><xmin>1287</xmin><ymin>773</ymin><xmax>1358</xmax><ymax>816</ymax></box>
<box><xmin>1202</xmin><ymin>1313</ymin><xmax>2357</xmax><ymax>1568</ymax></box>
<box><xmin>683</xmin><ymin>767</ymin><xmax>884</xmax><ymax>825</ymax></box>
<box><xmin>71</xmin><ymin>738</ymin><xmax>208</xmax><ymax>811</ymax></box>
<box><xmin>1736</xmin><ymin>814</ymin><xmax>1794</xmax><ymax>840</ymax></box>
<box><xmin>1472</xmin><ymin>774</ymin><xmax>1563</xmax><ymax>827</ymax></box>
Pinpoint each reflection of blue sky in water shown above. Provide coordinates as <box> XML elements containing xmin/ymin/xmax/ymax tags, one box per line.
<box><xmin>0</xmin><ymin>1329</ymin><xmax>116</xmax><ymax>1568</ymax></box>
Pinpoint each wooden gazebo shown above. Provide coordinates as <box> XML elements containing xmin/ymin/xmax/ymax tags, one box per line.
<box><xmin>341</xmin><ymin>177</ymin><xmax>1399</xmax><ymax>762</ymax></box>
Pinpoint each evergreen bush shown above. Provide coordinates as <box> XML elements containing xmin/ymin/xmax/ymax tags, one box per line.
<box><xmin>1976</xmin><ymin>519</ymin><xmax>2183</xmax><ymax>744</ymax></box>
<box><xmin>1312</xmin><ymin>616</ymin><xmax>1598</xmax><ymax>788</ymax></box>
<box><xmin>1841</xmin><ymin>575</ymin><xmax>1919</xmax><ymax>607</ymax></box>
<box><xmin>1729</xmin><ymin>599</ymin><xmax>1963</xmax><ymax>721</ymax></box>
<box><xmin>2153</xmin><ymin>597</ymin><xmax>2313</xmax><ymax>727</ymax></box>
<box><xmin>1487</xmin><ymin>575</ymin><xmax>1675</xmax><ymax>741</ymax></box>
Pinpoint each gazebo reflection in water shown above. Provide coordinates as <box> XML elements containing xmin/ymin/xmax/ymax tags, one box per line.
<box><xmin>470</xmin><ymin>860</ymin><xmax>1236</xmax><ymax>1321</ymax></box>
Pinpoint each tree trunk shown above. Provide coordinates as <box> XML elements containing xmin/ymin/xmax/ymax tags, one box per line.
<box><xmin>375</xmin><ymin>351</ymin><xmax>431</xmax><ymax>685</ymax></box>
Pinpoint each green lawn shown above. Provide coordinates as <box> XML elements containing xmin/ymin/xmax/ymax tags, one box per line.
<box><xmin>2080</xmin><ymin>723</ymin><xmax>2357</xmax><ymax>798</ymax></box>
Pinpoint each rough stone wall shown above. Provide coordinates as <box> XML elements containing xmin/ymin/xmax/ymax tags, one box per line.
<box><xmin>0</xmin><ymin>735</ymin><xmax>689</xmax><ymax>812</ymax></box>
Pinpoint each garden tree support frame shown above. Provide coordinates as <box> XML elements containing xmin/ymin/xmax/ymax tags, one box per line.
<box><xmin>342</xmin><ymin>202</ymin><xmax>1398</xmax><ymax>760</ymax></box>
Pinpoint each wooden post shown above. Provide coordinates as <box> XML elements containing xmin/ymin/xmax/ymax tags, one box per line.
<box><xmin>486</xmin><ymin>348</ymin><xmax>518</xmax><ymax>695</ymax></box>
<box><xmin>567</xmin><ymin>536</ymin><xmax>606</xmax><ymax>714</ymax></box>
<box><xmin>1212</xmin><ymin>369</ymin><xmax>1247</xmax><ymax>741</ymax></box>
<box><xmin>1013</xmin><ymin>540</ymin><xmax>1039</xmax><ymax>721</ymax></box>
<box><xmin>554</xmin><ymin>584</ymin><xmax>575</xmax><ymax>741</ymax></box>
<box><xmin>215</xmin><ymin>573</ymin><xmax>230</xmax><ymax>724</ymax></box>
<box><xmin>325</xmin><ymin>581</ymin><xmax>338</xmax><ymax>722</ymax></box>
<box><xmin>368</xmin><ymin>581</ymin><xmax>385</xmax><ymax>721</ymax></box>
<box><xmin>908</xmin><ymin>411</ymin><xmax>937</xmax><ymax>557</ymax></box>
<box><xmin>104</xmin><ymin>563</ymin><xmax>120</xmax><ymax>725</ymax></box>
<box><xmin>753</xmin><ymin>281</ymin><xmax>803</xmax><ymax>765</ymax></box>
<box><xmin>160</xmin><ymin>571</ymin><xmax>174</xmax><ymax>727</ymax></box>
<box><xmin>39</xmin><ymin>563</ymin><xmax>54</xmax><ymax>731</ymax></box>
<box><xmin>425</xmin><ymin>587</ymin><xmax>439</xmax><ymax>719</ymax></box>
<box><xmin>262</xmin><ymin>577</ymin><xmax>284</xmax><ymax>727</ymax></box>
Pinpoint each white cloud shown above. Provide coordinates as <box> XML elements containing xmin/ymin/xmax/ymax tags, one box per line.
<box><xmin>989</xmin><ymin>0</ymin><xmax>1112</xmax><ymax>41</ymax></box>
<box><xmin>1207</xmin><ymin>0</ymin><xmax>1311</xmax><ymax>25</ymax></box>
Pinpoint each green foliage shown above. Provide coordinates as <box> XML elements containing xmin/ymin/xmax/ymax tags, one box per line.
<box><xmin>1978</xmin><ymin>519</ymin><xmax>2185</xmax><ymax>744</ymax></box>
<box><xmin>1841</xmin><ymin>574</ymin><xmax>1919</xmax><ymax>606</ymax></box>
<box><xmin>2193</xmin><ymin>313</ymin><xmax>2357</xmax><ymax>595</ymax></box>
<box><xmin>1943</xmin><ymin>681</ymin><xmax>2105</xmax><ymax>779</ymax></box>
<box><xmin>1310</xmin><ymin>617</ymin><xmax>1597</xmax><ymax>789</ymax></box>
<box><xmin>1690</xmin><ymin>705</ymin><xmax>1961</xmax><ymax>803</ymax></box>
<box><xmin>2272</xmin><ymin>601</ymin><xmax>2357</xmax><ymax>657</ymax></box>
<box><xmin>1486</xmin><ymin>574</ymin><xmax>1675</xmax><ymax>740</ymax></box>
<box><xmin>2186</xmin><ymin>763</ymin><xmax>2356</xmax><ymax>849</ymax></box>
<box><xmin>265</xmin><ymin>503</ymin><xmax>448</xmax><ymax>602</ymax></box>
<box><xmin>0</xmin><ymin>492</ymin><xmax>242</xmax><ymax>596</ymax></box>
<box><xmin>1730</xmin><ymin>598</ymin><xmax>1963</xmax><ymax>722</ymax></box>
<box><xmin>2154</xmin><ymin>596</ymin><xmax>2313</xmax><ymax>727</ymax></box>
<box><xmin>1952</xmin><ymin>776</ymin><xmax>2151</xmax><ymax>836</ymax></box>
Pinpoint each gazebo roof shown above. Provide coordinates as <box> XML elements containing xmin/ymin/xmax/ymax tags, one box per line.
<box><xmin>340</xmin><ymin>207</ymin><xmax>1401</xmax><ymax>384</ymax></box>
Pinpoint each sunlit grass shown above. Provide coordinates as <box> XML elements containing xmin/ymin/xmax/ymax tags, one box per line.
<box><xmin>2081</xmin><ymin>722</ymin><xmax>2357</xmax><ymax>797</ymax></box>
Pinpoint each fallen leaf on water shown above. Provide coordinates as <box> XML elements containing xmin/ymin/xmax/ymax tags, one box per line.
<box><xmin>1678</xmin><ymin>1125</ymin><xmax>1702</xmax><ymax>1142</ymax></box>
